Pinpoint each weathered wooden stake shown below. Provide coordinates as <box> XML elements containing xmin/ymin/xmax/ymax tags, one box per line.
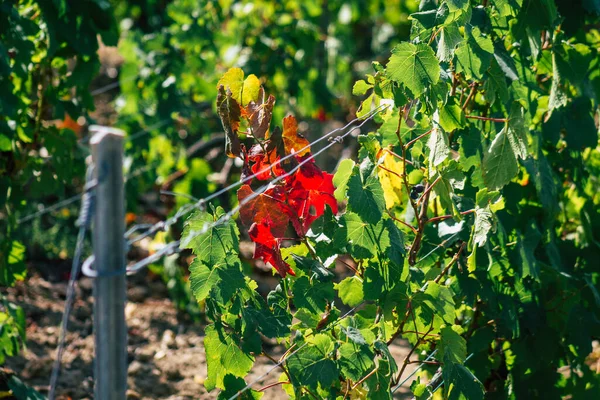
<box><xmin>90</xmin><ymin>126</ymin><xmax>127</xmax><ymax>399</ymax></box>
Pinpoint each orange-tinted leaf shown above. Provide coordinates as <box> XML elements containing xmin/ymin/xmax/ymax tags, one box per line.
<box><xmin>282</xmin><ymin>115</ymin><xmax>310</xmax><ymax>157</ymax></box>
<box><xmin>216</xmin><ymin>85</ymin><xmax>242</xmax><ymax>158</ymax></box>
<box><xmin>58</xmin><ymin>114</ymin><xmax>82</xmax><ymax>135</ymax></box>
<box><xmin>237</xmin><ymin>184</ymin><xmax>290</xmax><ymax>237</ymax></box>
<box><xmin>245</xmin><ymin>87</ymin><xmax>275</xmax><ymax>139</ymax></box>
<box><xmin>125</xmin><ymin>212</ymin><xmax>137</xmax><ymax>224</ymax></box>
<box><xmin>248</xmin><ymin>143</ymin><xmax>285</xmax><ymax>180</ymax></box>
<box><xmin>287</xmin><ymin>158</ymin><xmax>338</xmax><ymax>234</ymax></box>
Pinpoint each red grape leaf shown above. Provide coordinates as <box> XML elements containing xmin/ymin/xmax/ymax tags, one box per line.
<box><xmin>282</xmin><ymin>115</ymin><xmax>310</xmax><ymax>157</ymax></box>
<box><xmin>287</xmin><ymin>158</ymin><xmax>338</xmax><ymax>234</ymax></box>
<box><xmin>249</xmin><ymin>223</ymin><xmax>295</xmax><ymax>277</ymax></box>
<box><xmin>216</xmin><ymin>85</ymin><xmax>242</xmax><ymax>158</ymax></box>
<box><xmin>237</xmin><ymin>184</ymin><xmax>290</xmax><ymax>237</ymax></box>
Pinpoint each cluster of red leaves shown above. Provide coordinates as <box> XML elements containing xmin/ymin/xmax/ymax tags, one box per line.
<box><xmin>238</xmin><ymin>117</ymin><xmax>337</xmax><ymax>277</ymax></box>
<box><xmin>217</xmin><ymin>79</ymin><xmax>337</xmax><ymax>277</ymax></box>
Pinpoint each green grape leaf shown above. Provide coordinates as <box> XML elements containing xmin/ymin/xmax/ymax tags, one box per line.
<box><xmin>216</xmin><ymin>375</ymin><xmax>263</xmax><ymax>400</ymax></box>
<box><xmin>439</xmin><ymin>325</ymin><xmax>467</xmax><ymax>364</ymax></box>
<box><xmin>428</xmin><ymin>126</ymin><xmax>451</xmax><ymax>167</ymax></box>
<box><xmin>335</xmin><ymin>212</ymin><xmax>390</xmax><ymax>260</ymax></box>
<box><xmin>181</xmin><ymin>207</ymin><xmax>239</xmax><ymax>265</ymax></box>
<box><xmin>189</xmin><ymin>259</ymin><xmax>220</xmax><ymax>301</ymax></box>
<box><xmin>1</xmin><ymin>240</ymin><xmax>26</xmax><ymax>287</ymax></box>
<box><xmin>446</xmin><ymin>0</ymin><xmax>470</xmax><ymax>12</ymax></box>
<box><xmin>438</xmin><ymin>102</ymin><xmax>466</xmax><ymax>133</ymax></box>
<box><xmin>204</xmin><ymin>323</ymin><xmax>255</xmax><ymax>391</ymax></box>
<box><xmin>442</xmin><ymin>362</ymin><xmax>485</xmax><ymax>400</ymax></box>
<box><xmin>365</xmin><ymin>357</ymin><xmax>393</xmax><ymax>399</ymax></box>
<box><xmin>506</xmin><ymin>105</ymin><xmax>528</xmax><ymax>159</ymax></box>
<box><xmin>287</xmin><ymin>334</ymin><xmax>338</xmax><ymax>391</ymax></box>
<box><xmin>335</xmin><ymin>276</ymin><xmax>364</xmax><ymax>307</ymax></box>
<box><xmin>292</xmin><ymin>276</ymin><xmax>334</xmax><ymax>314</ymax></box>
<box><xmin>437</xmin><ymin>23</ymin><xmax>463</xmax><ymax>62</ymax></box>
<box><xmin>387</xmin><ymin>42</ymin><xmax>441</xmax><ymax>96</ymax></box>
<box><xmin>549</xmin><ymin>52</ymin><xmax>568</xmax><ymax>111</ymax></box>
<box><xmin>413</xmin><ymin>282</ymin><xmax>457</xmax><ymax>326</ymax></box>
<box><xmin>291</xmin><ymin>254</ymin><xmax>333</xmax><ymax>279</ymax></box>
<box><xmin>338</xmin><ymin>342</ymin><xmax>375</xmax><ymax>381</ymax></box>
<box><xmin>212</xmin><ymin>264</ymin><xmax>247</xmax><ymax>304</ymax></box>
<box><xmin>473</xmin><ymin>206</ymin><xmax>494</xmax><ymax>247</ymax></box>
<box><xmin>483</xmin><ymin>58</ymin><xmax>509</xmax><ymax>105</ymax></box>
<box><xmin>525</xmin><ymin>152</ymin><xmax>558</xmax><ymax>217</ymax></box>
<box><xmin>333</xmin><ymin>159</ymin><xmax>355</xmax><ymax>202</ymax></box>
<box><xmin>347</xmin><ymin>163</ymin><xmax>386</xmax><ymax>225</ymax></box>
<box><xmin>455</xmin><ymin>27</ymin><xmax>494</xmax><ymax>80</ymax></box>
<box><xmin>6</xmin><ymin>375</ymin><xmax>45</xmax><ymax>400</ymax></box>
<box><xmin>353</xmin><ymin>79</ymin><xmax>373</xmax><ymax>95</ymax></box>
<box><xmin>482</xmin><ymin>128</ymin><xmax>518</xmax><ymax>190</ymax></box>
<box><xmin>244</xmin><ymin>300</ymin><xmax>291</xmax><ymax>339</ymax></box>
<box><xmin>433</xmin><ymin>164</ymin><xmax>466</xmax><ymax>217</ymax></box>
<box><xmin>518</xmin><ymin>222</ymin><xmax>542</xmax><ymax>280</ymax></box>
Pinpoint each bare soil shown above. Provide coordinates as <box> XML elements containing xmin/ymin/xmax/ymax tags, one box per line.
<box><xmin>5</xmin><ymin>269</ymin><xmax>416</xmax><ymax>399</ymax></box>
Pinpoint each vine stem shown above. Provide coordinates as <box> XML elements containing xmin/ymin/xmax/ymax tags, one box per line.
<box><xmin>402</xmin><ymin>331</ymin><xmax>440</xmax><ymax>337</ymax></box>
<box><xmin>377</xmin><ymin>164</ymin><xmax>404</xmax><ymax>180</ymax></box>
<box><xmin>351</xmin><ymin>365</ymin><xmax>379</xmax><ymax>390</ymax></box>
<box><xmin>385</xmin><ymin>148</ymin><xmax>416</xmax><ymax>166</ymax></box>
<box><xmin>278</xmin><ymin>342</ymin><xmax>297</xmax><ymax>363</ymax></box>
<box><xmin>257</xmin><ymin>381</ymin><xmax>289</xmax><ymax>392</ymax></box>
<box><xmin>393</xmin><ymin>321</ymin><xmax>435</xmax><ymax>386</ymax></box>
<box><xmin>434</xmin><ymin>242</ymin><xmax>466</xmax><ymax>284</ymax></box>
<box><xmin>428</xmin><ymin>26</ymin><xmax>443</xmax><ymax>45</ymax></box>
<box><xmin>404</xmin><ymin>129</ymin><xmax>433</xmax><ymax>149</ymax></box>
<box><xmin>408</xmin><ymin>176</ymin><xmax>440</xmax><ymax>265</ymax></box>
<box><xmin>407</xmin><ymin>360</ymin><xmax>441</xmax><ymax>365</ymax></box>
<box><xmin>466</xmin><ymin>115</ymin><xmax>508</xmax><ymax>122</ymax></box>
<box><xmin>418</xmin><ymin>176</ymin><xmax>441</xmax><ymax>206</ymax></box>
<box><xmin>461</xmin><ymin>82</ymin><xmax>479</xmax><ymax>111</ymax></box>
<box><xmin>387</xmin><ymin>210</ymin><xmax>418</xmax><ymax>235</ymax></box>
<box><xmin>262</xmin><ymin>351</ymin><xmax>292</xmax><ymax>383</ymax></box>
<box><xmin>387</xmin><ymin>301</ymin><xmax>412</xmax><ymax>346</ymax></box>
<box><xmin>302</xmin><ymin>237</ymin><xmax>319</xmax><ymax>260</ymax></box>
<box><xmin>426</xmin><ymin>209</ymin><xmax>476</xmax><ymax>224</ymax></box>
<box><xmin>337</xmin><ymin>256</ymin><xmax>359</xmax><ymax>274</ymax></box>
<box><xmin>394</xmin><ymin>110</ymin><xmax>419</xmax><ymax>218</ymax></box>
<box><xmin>281</xmin><ymin>277</ymin><xmax>292</xmax><ymax>315</ymax></box>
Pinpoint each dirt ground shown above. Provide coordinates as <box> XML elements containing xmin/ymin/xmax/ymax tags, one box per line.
<box><xmin>5</xmin><ymin>268</ymin><xmax>417</xmax><ymax>399</ymax></box>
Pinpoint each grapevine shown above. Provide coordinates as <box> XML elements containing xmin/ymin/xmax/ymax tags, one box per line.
<box><xmin>182</xmin><ymin>1</ymin><xmax>600</xmax><ymax>399</ymax></box>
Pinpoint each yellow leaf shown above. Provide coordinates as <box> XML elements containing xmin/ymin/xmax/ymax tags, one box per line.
<box><xmin>241</xmin><ymin>74</ymin><xmax>260</xmax><ymax>106</ymax></box>
<box><xmin>377</xmin><ymin>149</ymin><xmax>404</xmax><ymax>209</ymax></box>
<box><xmin>216</xmin><ymin>67</ymin><xmax>260</xmax><ymax>106</ymax></box>
<box><xmin>282</xmin><ymin>115</ymin><xmax>310</xmax><ymax>156</ymax></box>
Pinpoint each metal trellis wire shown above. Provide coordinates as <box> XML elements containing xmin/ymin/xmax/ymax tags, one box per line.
<box><xmin>125</xmin><ymin>105</ymin><xmax>387</xmax><ymax>248</ymax></box>
<box><xmin>48</xmin><ymin>163</ymin><xmax>96</xmax><ymax>400</ymax></box>
<box><xmin>96</xmin><ymin>105</ymin><xmax>388</xmax><ymax>277</ymax></box>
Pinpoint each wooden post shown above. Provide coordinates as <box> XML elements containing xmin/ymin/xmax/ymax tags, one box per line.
<box><xmin>90</xmin><ymin>126</ymin><xmax>127</xmax><ymax>399</ymax></box>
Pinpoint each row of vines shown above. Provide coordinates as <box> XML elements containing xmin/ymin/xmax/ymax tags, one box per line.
<box><xmin>1</xmin><ymin>0</ymin><xmax>600</xmax><ymax>399</ymax></box>
<box><xmin>186</xmin><ymin>0</ymin><xmax>600</xmax><ymax>399</ymax></box>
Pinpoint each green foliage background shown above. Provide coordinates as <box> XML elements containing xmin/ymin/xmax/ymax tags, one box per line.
<box><xmin>1</xmin><ymin>0</ymin><xmax>600</xmax><ymax>399</ymax></box>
